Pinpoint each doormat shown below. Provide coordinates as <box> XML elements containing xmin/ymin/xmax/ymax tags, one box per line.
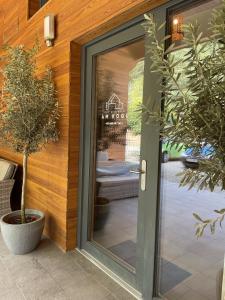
<box><xmin>109</xmin><ymin>240</ymin><xmax>191</xmax><ymax>294</ymax></box>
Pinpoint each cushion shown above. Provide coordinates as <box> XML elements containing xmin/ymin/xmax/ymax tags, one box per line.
<box><xmin>96</xmin><ymin>174</ymin><xmax>139</xmax><ymax>187</ymax></box>
<box><xmin>0</xmin><ymin>159</ymin><xmax>16</xmax><ymax>180</ymax></box>
<box><xmin>96</xmin><ymin>151</ymin><xmax>109</xmax><ymax>162</ymax></box>
<box><xmin>96</xmin><ymin>161</ymin><xmax>139</xmax><ymax>177</ymax></box>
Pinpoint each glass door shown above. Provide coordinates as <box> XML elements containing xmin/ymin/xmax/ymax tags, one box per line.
<box><xmin>79</xmin><ymin>0</ymin><xmax>223</xmax><ymax>299</ymax></box>
<box><xmin>156</xmin><ymin>0</ymin><xmax>223</xmax><ymax>300</ymax></box>
<box><xmin>80</xmin><ymin>0</ymin><xmax>224</xmax><ymax>300</ymax></box>
<box><xmin>79</xmin><ymin>14</ymin><xmax>164</xmax><ymax>298</ymax></box>
<box><xmin>92</xmin><ymin>39</ymin><xmax>144</xmax><ymax>270</ymax></box>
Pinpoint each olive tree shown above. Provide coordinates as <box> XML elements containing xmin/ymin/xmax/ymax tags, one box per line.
<box><xmin>143</xmin><ymin>0</ymin><xmax>225</xmax><ymax>236</ymax></box>
<box><xmin>0</xmin><ymin>44</ymin><xmax>59</xmax><ymax>223</ymax></box>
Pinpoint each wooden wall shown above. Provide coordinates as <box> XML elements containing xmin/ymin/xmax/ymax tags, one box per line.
<box><xmin>0</xmin><ymin>0</ymin><xmax>167</xmax><ymax>251</ymax></box>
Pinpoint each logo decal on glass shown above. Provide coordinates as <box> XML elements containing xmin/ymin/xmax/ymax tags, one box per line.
<box><xmin>102</xmin><ymin>93</ymin><xmax>127</xmax><ymax>125</ymax></box>
<box><xmin>105</xmin><ymin>93</ymin><xmax>123</xmax><ymax>111</ymax></box>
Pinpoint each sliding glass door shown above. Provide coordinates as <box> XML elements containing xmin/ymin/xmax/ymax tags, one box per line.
<box><xmin>156</xmin><ymin>1</ymin><xmax>223</xmax><ymax>300</ymax></box>
<box><xmin>79</xmin><ymin>0</ymin><xmax>223</xmax><ymax>299</ymax></box>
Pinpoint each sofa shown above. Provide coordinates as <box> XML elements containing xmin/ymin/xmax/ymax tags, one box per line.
<box><xmin>96</xmin><ymin>160</ymin><xmax>139</xmax><ymax>201</ymax></box>
<box><xmin>0</xmin><ymin>158</ymin><xmax>18</xmax><ymax>217</ymax></box>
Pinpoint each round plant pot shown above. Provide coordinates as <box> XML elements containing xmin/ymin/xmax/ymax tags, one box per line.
<box><xmin>0</xmin><ymin>209</ymin><xmax>45</xmax><ymax>255</ymax></box>
<box><xmin>94</xmin><ymin>197</ymin><xmax>110</xmax><ymax>231</ymax></box>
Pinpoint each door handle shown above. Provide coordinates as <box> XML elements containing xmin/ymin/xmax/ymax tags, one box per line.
<box><xmin>130</xmin><ymin>160</ymin><xmax>147</xmax><ymax>191</ymax></box>
<box><xmin>130</xmin><ymin>169</ymin><xmax>145</xmax><ymax>174</ymax></box>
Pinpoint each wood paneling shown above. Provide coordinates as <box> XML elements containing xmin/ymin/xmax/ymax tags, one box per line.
<box><xmin>2</xmin><ymin>1</ymin><xmax>19</xmax><ymax>43</ymax></box>
<box><xmin>67</xmin><ymin>41</ymin><xmax>81</xmax><ymax>250</ymax></box>
<box><xmin>0</xmin><ymin>0</ymin><xmax>168</xmax><ymax>251</ymax></box>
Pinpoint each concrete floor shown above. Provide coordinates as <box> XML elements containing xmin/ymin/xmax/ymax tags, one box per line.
<box><xmin>93</xmin><ymin>161</ymin><xmax>225</xmax><ymax>300</ymax></box>
<box><xmin>161</xmin><ymin>162</ymin><xmax>225</xmax><ymax>300</ymax></box>
<box><xmin>1</xmin><ymin>161</ymin><xmax>224</xmax><ymax>300</ymax></box>
<box><xmin>0</xmin><ymin>235</ymin><xmax>135</xmax><ymax>300</ymax></box>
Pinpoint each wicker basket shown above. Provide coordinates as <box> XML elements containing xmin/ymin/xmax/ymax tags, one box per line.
<box><xmin>0</xmin><ymin>179</ymin><xmax>15</xmax><ymax>217</ymax></box>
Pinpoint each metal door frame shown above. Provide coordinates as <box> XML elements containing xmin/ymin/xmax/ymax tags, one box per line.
<box><xmin>77</xmin><ymin>0</ymin><xmax>205</xmax><ymax>298</ymax></box>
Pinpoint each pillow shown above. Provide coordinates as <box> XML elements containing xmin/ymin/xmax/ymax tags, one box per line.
<box><xmin>96</xmin><ymin>151</ymin><xmax>108</xmax><ymax>162</ymax></box>
<box><xmin>96</xmin><ymin>161</ymin><xmax>139</xmax><ymax>177</ymax></box>
<box><xmin>0</xmin><ymin>159</ymin><xmax>15</xmax><ymax>180</ymax></box>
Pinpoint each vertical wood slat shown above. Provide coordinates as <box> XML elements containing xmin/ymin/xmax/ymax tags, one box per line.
<box><xmin>67</xmin><ymin>41</ymin><xmax>81</xmax><ymax>250</ymax></box>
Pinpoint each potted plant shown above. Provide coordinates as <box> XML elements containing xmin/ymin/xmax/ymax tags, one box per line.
<box><xmin>0</xmin><ymin>44</ymin><xmax>59</xmax><ymax>254</ymax></box>
<box><xmin>94</xmin><ymin>196</ymin><xmax>110</xmax><ymax>231</ymax></box>
<box><xmin>94</xmin><ymin>183</ymin><xmax>110</xmax><ymax>231</ymax></box>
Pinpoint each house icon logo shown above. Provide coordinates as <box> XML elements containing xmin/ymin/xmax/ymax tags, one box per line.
<box><xmin>105</xmin><ymin>93</ymin><xmax>123</xmax><ymax>111</ymax></box>
<box><xmin>101</xmin><ymin>92</ymin><xmax>127</xmax><ymax>124</ymax></box>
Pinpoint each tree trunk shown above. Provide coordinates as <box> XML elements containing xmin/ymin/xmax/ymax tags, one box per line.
<box><xmin>21</xmin><ymin>153</ymin><xmax>28</xmax><ymax>223</ymax></box>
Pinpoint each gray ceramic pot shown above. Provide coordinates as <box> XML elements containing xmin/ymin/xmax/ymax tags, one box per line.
<box><xmin>0</xmin><ymin>209</ymin><xmax>45</xmax><ymax>255</ymax></box>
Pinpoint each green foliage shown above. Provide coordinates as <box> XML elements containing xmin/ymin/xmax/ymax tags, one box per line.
<box><xmin>128</xmin><ymin>61</ymin><xmax>144</xmax><ymax>135</ymax></box>
<box><xmin>0</xmin><ymin>44</ymin><xmax>59</xmax><ymax>156</ymax></box>
<box><xmin>0</xmin><ymin>43</ymin><xmax>59</xmax><ymax>222</ymax></box>
<box><xmin>144</xmin><ymin>0</ymin><xmax>225</xmax><ymax>237</ymax></box>
<box><xmin>193</xmin><ymin>209</ymin><xmax>225</xmax><ymax>238</ymax></box>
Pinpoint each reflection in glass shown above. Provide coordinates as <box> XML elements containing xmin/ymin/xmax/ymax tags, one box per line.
<box><xmin>92</xmin><ymin>39</ymin><xmax>144</xmax><ymax>268</ymax></box>
<box><xmin>158</xmin><ymin>1</ymin><xmax>223</xmax><ymax>299</ymax></box>
<box><xmin>171</xmin><ymin>0</ymin><xmax>222</xmax><ymax>43</ymax></box>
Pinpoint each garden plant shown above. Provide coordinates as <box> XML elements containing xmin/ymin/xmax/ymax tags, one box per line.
<box><xmin>143</xmin><ymin>0</ymin><xmax>225</xmax><ymax>236</ymax></box>
<box><xmin>0</xmin><ymin>43</ymin><xmax>59</xmax><ymax>224</ymax></box>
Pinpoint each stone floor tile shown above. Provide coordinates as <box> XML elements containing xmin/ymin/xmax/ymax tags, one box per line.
<box><xmin>183</xmin><ymin>272</ymin><xmax>217</xmax><ymax>298</ymax></box>
<box><xmin>0</xmin><ymin>287</ymin><xmax>26</xmax><ymax>300</ymax></box>
<box><xmin>164</xmin><ymin>282</ymin><xmax>189</xmax><ymax>300</ymax></box>
<box><xmin>107</xmin><ymin>292</ymin><xmax>135</xmax><ymax>300</ymax></box>
<box><xmin>0</xmin><ymin>234</ymin><xmax>134</xmax><ymax>300</ymax></box>
<box><xmin>17</xmin><ymin>273</ymin><xmax>65</xmax><ymax>300</ymax></box>
<box><xmin>61</xmin><ymin>275</ymin><xmax>111</xmax><ymax>300</ymax></box>
<box><xmin>179</xmin><ymin>289</ymin><xmax>210</xmax><ymax>300</ymax></box>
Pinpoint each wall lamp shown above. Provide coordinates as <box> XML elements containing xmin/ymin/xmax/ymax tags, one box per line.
<box><xmin>172</xmin><ymin>15</ymin><xmax>184</xmax><ymax>42</ymax></box>
<box><xmin>44</xmin><ymin>14</ymin><xmax>55</xmax><ymax>47</ymax></box>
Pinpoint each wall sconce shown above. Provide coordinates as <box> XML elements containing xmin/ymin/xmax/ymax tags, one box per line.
<box><xmin>44</xmin><ymin>14</ymin><xmax>55</xmax><ymax>47</ymax></box>
<box><xmin>172</xmin><ymin>15</ymin><xmax>184</xmax><ymax>42</ymax></box>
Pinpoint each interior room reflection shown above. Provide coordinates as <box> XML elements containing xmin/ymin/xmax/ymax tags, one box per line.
<box><xmin>92</xmin><ymin>1</ymin><xmax>224</xmax><ymax>299</ymax></box>
<box><xmin>92</xmin><ymin>39</ymin><xmax>144</xmax><ymax>269</ymax></box>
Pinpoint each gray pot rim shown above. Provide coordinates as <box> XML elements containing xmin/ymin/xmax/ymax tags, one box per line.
<box><xmin>0</xmin><ymin>209</ymin><xmax>45</xmax><ymax>227</ymax></box>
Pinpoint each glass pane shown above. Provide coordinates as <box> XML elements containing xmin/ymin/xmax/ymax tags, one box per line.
<box><xmin>91</xmin><ymin>39</ymin><xmax>144</xmax><ymax>269</ymax></box>
<box><xmin>171</xmin><ymin>0</ymin><xmax>222</xmax><ymax>44</ymax></box>
<box><xmin>158</xmin><ymin>1</ymin><xmax>223</xmax><ymax>299</ymax></box>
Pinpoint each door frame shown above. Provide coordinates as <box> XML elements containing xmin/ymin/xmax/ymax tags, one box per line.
<box><xmin>77</xmin><ymin>0</ymin><xmax>203</xmax><ymax>299</ymax></box>
<box><xmin>78</xmin><ymin>18</ymin><xmax>148</xmax><ymax>292</ymax></box>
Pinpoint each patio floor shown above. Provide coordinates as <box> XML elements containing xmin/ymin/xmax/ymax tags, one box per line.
<box><xmin>92</xmin><ymin>161</ymin><xmax>225</xmax><ymax>299</ymax></box>
<box><xmin>0</xmin><ymin>235</ymin><xmax>135</xmax><ymax>300</ymax></box>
